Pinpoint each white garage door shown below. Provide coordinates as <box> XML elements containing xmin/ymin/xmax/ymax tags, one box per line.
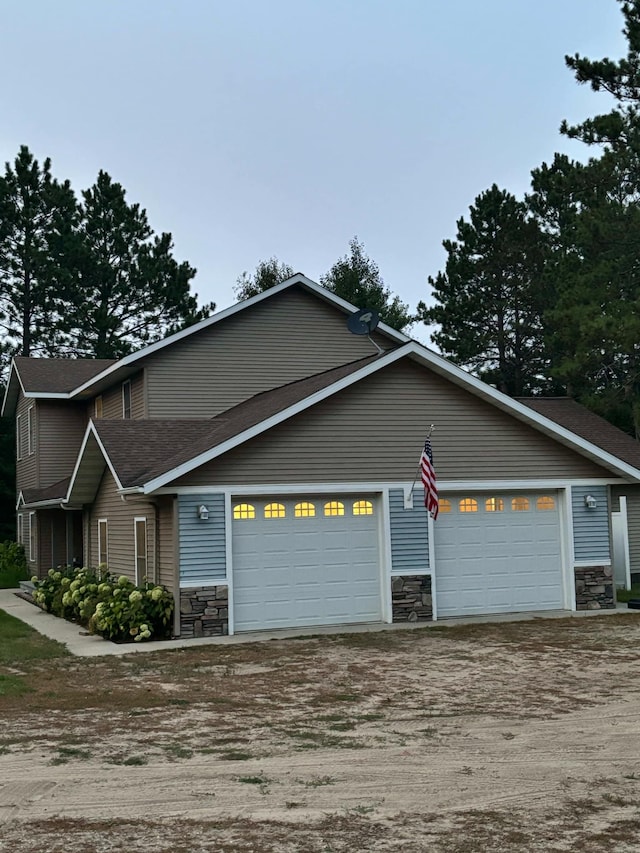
<box><xmin>232</xmin><ymin>496</ymin><xmax>382</xmax><ymax>632</ymax></box>
<box><xmin>434</xmin><ymin>492</ymin><xmax>564</xmax><ymax>617</ymax></box>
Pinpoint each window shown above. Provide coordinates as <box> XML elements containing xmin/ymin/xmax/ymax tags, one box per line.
<box><xmin>16</xmin><ymin>414</ymin><xmax>22</xmax><ymax>460</ymax></box>
<box><xmin>17</xmin><ymin>513</ymin><xmax>23</xmax><ymax>545</ymax></box>
<box><xmin>233</xmin><ymin>503</ymin><xmax>256</xmax><ymax>520</ymax></box>
<box><xmin>459</xmin><ymin>498</ymin><xmax>478</xmax><ymax>513</ymax></box>
<box><xmin>536</xmin><ymin>496</ymin><xmax>556</xmax><ymax>511</ymax></box>
<box><xmin>134</xmin><ymin>518</ymin><xmax>147</xmax><ymax>584</ymax></box>
<box><xmin>95</xmin><ymin>396</ymin><xmax>103</xmax><ymax>418</ymax></box>
<box><xmin>122</xmin><ymin>381</ymin><xmax>132</xmax><ymax>419</ymax></box>
<box><xmin>27</xmin><ymin>405</ymin><xmax>35</xmax><ymax>455</ymax></box>
<box><xmin>485</xmin><ymin>497</ymin><xmax>504</xmax><ymax>512</ymax></box>
<box><xmin>294</xmin><ymin>501</ymin><xmax>315</xmax><ymax>518</ymax></box>
<box><xmin>438</xmin><ymin>498</ymin><xmax>452</xmax><ymax>514</ymax></box>
<box><xmin>29</xmin><ymin>512</ymin><xmax>36</xmax><ymax>562</ymax></box>
<box><xmin>353</xmin><ymin>500</ymin><xmax>373</xmax><ymax>516</ymax></box>
<box><xmin>98</xmin><ymin>519</ymin><xmax>108</xmax><ymax>566</ymax></box>
<box><xmin>324</xmin><ymin>501</ymin><xmax>345</xmax><ymax>517</ymax></box>
<box><xmin>264</xmin><ymin>502</ymin><xmax>285</xmax><ymax>518</ymax></box>
<box><xmin>512</xmin><ymin>497</ymin><xmax>530</xmax><ymax>512</ymax></box>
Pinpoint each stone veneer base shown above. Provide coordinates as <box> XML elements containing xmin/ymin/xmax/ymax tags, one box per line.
<box><xmin>180</xmin><ymin>585</ymin><xmax>229</xmax><ymax>637</ymax></box>
<box><xmin>391</xmin><ymin>575</ymin><xmax>432</xmax><ymax>622</ymax></box>
<box><xmin>575</xmin><ymin>566</ymin><xmax>615</xmax><ymax>610</ymax></box>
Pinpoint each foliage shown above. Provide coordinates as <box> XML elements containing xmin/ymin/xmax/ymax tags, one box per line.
<box><xmin>320</xmin><ymin>237</ymin><xmax>413</xmax><ymax>331</ymax></box>
<box><xmin>419</xmin><ymin>185</ymin><xmax>551</xmax><ymax>396</ymax></box>
<box><xmin>234</xmin><ymin>257</ymin><xmax>294</xmax><ymax>301</ymax></box>
<box><xmin>0</xmin><ymin>541</ymin><xmax>27</xmax><ymax>588</ymax></box>
<box><xmin>0</xmin><ymin>401</ymin><xmax>15</xmax><ymax>542</ymax></box>
<box><xmin>31</xmin><ymin>566</ymin><xmax>174</xmax><ymax>643</ymax></box>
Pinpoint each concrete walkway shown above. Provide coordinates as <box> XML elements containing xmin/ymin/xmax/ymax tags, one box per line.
<box><xmin>0</xmin><ymin>588</ymin><xmax>635</xmax><ymax>658</ymax></box>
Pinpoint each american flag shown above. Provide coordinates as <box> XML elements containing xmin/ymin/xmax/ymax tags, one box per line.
<box><xmin>421</xmin><ymin>437</ymin><xmax>439</xmax><ymax>520</ymax></box>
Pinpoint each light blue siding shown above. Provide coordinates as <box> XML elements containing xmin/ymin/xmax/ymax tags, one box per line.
<box><xmin>572</xmin><ymin>485</ymin><xmax>610</xmax><ymax>563</ymax></box>
<box><xmin>389</xmin><ymin>488</ymin><xmax>430</xmax><ymax>574</ymax></box>
<box><xmin>179</xmin><ymin>494</ymin><xmax>226</xmax><ymax>585</ymax></box>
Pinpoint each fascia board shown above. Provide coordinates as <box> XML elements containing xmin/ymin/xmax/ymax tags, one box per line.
<box><xmin>69</xmin><ymin>275</ymin><xmax>410</xmax><ymax>399</ymax></box>
<box><xmin>15</xmin><ymin>491</ymin><xmax>24</xmax><ymax>510</ymax></box>
<box><xmin>1</xmin><ymin>361</ymin><xmax>24</xmax><ymax>417</ymax></box>
<box><xmin>142</xmin><ymin>345</ymin><xmax>412</xmax><ymax>492</ymax></box>
<box><xmin>403</xmin><ymin>342</ymin><xmax>640</xmax><ymax>482</ymax></box>
<box><xmin>66</xmin><ymin>422</ymin><xmax>124</xmax><ymax>503</ymax></box>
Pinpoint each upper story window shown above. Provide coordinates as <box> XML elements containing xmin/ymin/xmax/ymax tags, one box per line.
<box><xmin>122</xmin><ymin>381</ymin><xmax>132</xmax><ymax>419</ymax></box>
<box><xmin>27</xmin><ymin>405</ymin><xmax>35</xmax><ymax>455</ymax></box>
<box><xmin>95</xmin><ymin>396</ymin><xmax>103</xmax><ymax>418</ymax></box>
<box><xmin>16</xmin><ymin>414</ymin><xmax>23</xmax><ymax>460</ymax></box>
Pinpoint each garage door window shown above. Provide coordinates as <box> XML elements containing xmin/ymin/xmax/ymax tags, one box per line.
<box><xmin>536</xmin><ymin>496</ymin><xmax>556</xmax><ymax>511</ymax></box>
<box><xmin>439</xmin><ymin>498</ymin><xmax>452</xmax><ymax>513</ymax></box>
<box><xmin>264</xmin><ymin>502</ymin><xmax>285</xmax><ymax>518</ymax></box>
<box><xmin>234</xmin><ymin>503</ymin><xmax>256</xmax><ymax>520</ymax></box>
<box><xmin>353</xmin><ymin>500</ymin><xmax>373</xmax><ymax>515</ymax></box>
<box><xmin>512</xmin><ymin>497</ymin><xmax>530</xmax><ymax>512</ymax></box>
<box><xmin>485</xmin><ymin>497</ymin><xmax>504</xmax><ymax>512</ymax></box>
<box><xmin>294</xmin><ymin>501</ymin><xmax>316</xmax><ymax>517</ymax></box>
<box><xmin>324</xmin><ymin>501</ymin><xmax>345</xmax><ymax>516</ymax></box>
<box><xmin>459</xmin><ymin>498</ymin><xmax>478</xmax><ymax>513</ymax></box>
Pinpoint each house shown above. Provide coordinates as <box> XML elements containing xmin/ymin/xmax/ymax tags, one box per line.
<box><xmin>4</xmin><ymin>274</ymin><xmax>640</xmax><ymax>638</ymax></box>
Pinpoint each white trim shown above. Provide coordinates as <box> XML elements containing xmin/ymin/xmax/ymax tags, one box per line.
<box><xmin>17</xmin><ymin>513</ymin><xmax>23</xmax><ymax>545</ymax></box>
<box><xmin>16</xmin><ymin>413</ymin><xmax>22</xmax><ymax>461</ymax></box>
<box><xmin>574</xmin><ymin>559</ymin><xmax>613</xmax><ymax>568</ymax></box>
<box><xmin>28</xmin><ymin>511</ymin><xmax>36</xmax><ymax>562</ymax></box>
<box><xmin>19</xmin><ymin>391</ymin><xmax>69</xmax><ymax>400</ymax></box>
<box><xmin>97</xmin><ymin>518</ymin><xmax>108</xmax><ymax>566</ymax></box>
<box><xmin>380</xmin><ymin>489</ymin><xmax>393</xmax><ymax>624</ymax></box>
<box><xmin>559</xmin><ymin>486</ymin><xmax>574</xmax><ymax>611</ymax></box>
<box><xmin>133</xmin><ymin>516</ymin><xmax>147</xmax><ymax>585</ymax></box>
<box><xmin>15</xmin><ymin>491</ymin><xmax>24</xmax><ymax>511</ymax></box>
<box><xmin>122</xmin><ymin>380</ymin><xmax>132</xmax><ymax>419</ymax></box>
<box><xmin>27</xmin><ymin>404</ymin><xmax>35</xmax><ymax>456</ymax></box>
<box><xmin>616</xmin><ymin>495</ymin><xmax>632</xmax><ymax>590</ymax></box>
<box><xmin>95</xmin><ymin>395</ymin><xmax>103</xmax><ymax>418</ymax></box>
<box><xmin>225</xmin><ymin>492</ymin><xmax>235</xmax><ymax>636</ymax></box>
<box><xmin>66</xmin><ymin>422</ymin><xmax>125</xmax><ymax>503</ymax></box>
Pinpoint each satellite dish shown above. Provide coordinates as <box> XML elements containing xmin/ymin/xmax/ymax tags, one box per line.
<box><xmin>347</xmin><ymin>308</ymin><xmax>380</xmax><ymax>336</ymax></box>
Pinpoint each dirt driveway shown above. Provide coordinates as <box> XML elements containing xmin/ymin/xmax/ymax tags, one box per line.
<box><xmin>2</xmin><ymin>613</ymin><xmax>640</xmax><ymax>851</ymax></box>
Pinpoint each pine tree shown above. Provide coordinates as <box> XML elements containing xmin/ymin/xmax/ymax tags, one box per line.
<box><xmin>321</xmin><ymin>237</ymin><xmax>412</xmax><ymax>331</ymax></box>
<box><xmin>419</xmin><ymin>186</ymin><xmax>549</xmax><ymax>396</ymax></box>
<box><xmin>234</xmin><ymin>257</ymin><xmax>294</xmax><ymax>301</ymax></box>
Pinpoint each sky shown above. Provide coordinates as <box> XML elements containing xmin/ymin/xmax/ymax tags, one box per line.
<box><xmin>0</xmin><ymin>0</ymin><xmax>629</xmax><ymax>339</ymax></box>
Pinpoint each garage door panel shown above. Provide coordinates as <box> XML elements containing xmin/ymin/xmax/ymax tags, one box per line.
<box><xmin>233</xmin><ymin>496</ymin><xmax>381</xmax><ymax>632</ymax></box>
<box><xmin>435</xmin><ymin>492</ymin><xmax>563</xmax><ymax>617</ymax></box>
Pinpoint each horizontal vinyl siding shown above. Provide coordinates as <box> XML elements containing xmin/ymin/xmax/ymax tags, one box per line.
<box><xmin>173</xmin><ymin>359</ymin><xmax>615</xmax><ymax>487</ymax></box>
<box><xmin>100</xmin><ymin>371</ymin><xmax>145</xmax><ymax>419</ymax></box>
<box><xmin>572</xmin><ymin>485</ymin><xmax>610</xmax><ymax>563</ymax></box>
<box><xmin>16</xmin><ymin>395</ymin><xmax>37</xmax><ymax>491</ymax></box>
<box><xmin>389</xmin><ymin>488</ymin><xmax>430</xmax><ymax>573</ymax></box>
<box><xmin>157</xmin><ymin>496</ymin><xmax>176</xmax><ymax>591</ymax></box>
<box><xmin>37</xmin><ymin>509</ymin><xmax>68</xmax><ymax>571</ymax></box>
<box><xmin>612</xmin><ymin>485</ymin><xmax>640</xmax><ymax>574</ymax></box>
<box><xmin>89</xmin><ymin>469</ymin><xmax>156</xmax><ymax>581</ymax></box>
<box><xmin>38</xmin><ymin>401</ymin><xmax>87</xmax><ymax>486</ymax></box>
<box><xmin>178</xmin><ymin>494</ymin><xmax>226</xmax><ymax>585</ymax></box>
<box><xmin>146</xmin><ymin>287</ymin><xmax>394</xmax><ymax>419</ymax></box>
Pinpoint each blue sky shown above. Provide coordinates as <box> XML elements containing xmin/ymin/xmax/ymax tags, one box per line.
<box><xmin>1</xmin><ymin>0</ymin><xmax>628</xmax><ymax>332</ymax></box>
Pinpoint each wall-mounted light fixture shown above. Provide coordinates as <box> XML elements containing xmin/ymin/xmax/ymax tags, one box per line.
<box><xmin>198</xmin><ymin>504</ymin><xmax>209</xmax><ymax>520</ymax></box>
<box><xmin>584</xmin><ymin>494</ymin><xmax>597</xmax><ymax>510</ymax></box>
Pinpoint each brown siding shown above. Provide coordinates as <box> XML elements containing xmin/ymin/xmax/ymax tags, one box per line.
<box><xmin>38</xmin><ymin>401</ymin><xmax>88</xmax><ymax>487</ymax></box>
<box><xmin>172</xmin><ymin>358</ymin><xmax>614</xmax><ymax>487</ymax></box>
<box><xmin>611</xmin><ymin>485</ymin><xmax>640</xmax><ymax>574</ymax></box>
<box><xmin>145</xmin><ymin>287</ymin><xmax>395</xmax><ymax>419</ymax></box>
<box><xmin>37</xmin><ymin>509</ymin><xmax>68</xmax><ymax>570</ymax></box>
<box><xmin>89</xmin><ymin>469</ymin><xmax>156</xmax><ymax>581</ymax></box>
<box><xmin>16</xmin><ymin>394</ymin><xmax>37</xmax><ymax>491</ymax></box>
<box><xmin>100</xmin><ymin>371</ymin><xmax>145</xmax><ymax>419</ymax></box>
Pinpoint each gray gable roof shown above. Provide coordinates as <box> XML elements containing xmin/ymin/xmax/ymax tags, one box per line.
<box><xmin>13</xmin><ymin>356</ymin><xmax>116</xmax><ymax>393</ymax></box>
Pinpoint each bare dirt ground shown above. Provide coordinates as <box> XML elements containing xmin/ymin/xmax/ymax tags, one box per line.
<box><xmin>2</xmin><ymin>614</ymin><xmax>640</xmax><ymax>851</ymax></box>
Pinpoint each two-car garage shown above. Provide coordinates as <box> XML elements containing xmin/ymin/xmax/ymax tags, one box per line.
<box><xmin>229</xmin><ymin>490</ymin><xmax>567</xmax><ymax>633</ymax></box>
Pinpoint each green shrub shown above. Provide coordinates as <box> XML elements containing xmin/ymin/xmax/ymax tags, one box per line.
<box><xmin>32</xmin><ymin>567</ymin><xmax>174</xmax><ymax>643</ymax></box>
<box><xmin>0</xmin><ymin>541</ymin><xmax>28</xmax><ymax>589</ymax></box>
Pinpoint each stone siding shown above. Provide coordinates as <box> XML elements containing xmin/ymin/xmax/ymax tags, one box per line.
<box><xmin>391</xmin><ymin>575</ymin><xmax>432</xmax><ymax>622</ymax></box>
<box><xmin>180</xmin><ymin>585</ymin><xmax>229</xmax><ymax>637</ymax></box>
<box><xmin>575</xmin><ymin>566</ymin><xmax>615</xmax><ymax>610</ymax></box>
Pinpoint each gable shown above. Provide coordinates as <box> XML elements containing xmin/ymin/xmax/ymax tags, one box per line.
<box><xmin>169</xmin><ymin>358</ymin><xmax>615</xmax><ymax>488</ymax></box>
<box><xmin>143</xmin><ymin>286</ymin><xmax>395</xmax><ymax>419</ymax></box>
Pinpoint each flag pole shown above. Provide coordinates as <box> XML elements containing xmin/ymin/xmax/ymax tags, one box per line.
<box><xmin>410</xmin><ymin>424</ymin><xmax>435</xmax><ymax>494</ymax></box>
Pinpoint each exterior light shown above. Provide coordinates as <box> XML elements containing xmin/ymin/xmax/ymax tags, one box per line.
<box><xmin>198</xmin><ymin>504</ymin><xmax>209</xmax><ymax>520</ymax></box>
<box><xmin>584</xmin><ymin>494</ymin><xmax>597</xmax><ymax>510</ymax></box>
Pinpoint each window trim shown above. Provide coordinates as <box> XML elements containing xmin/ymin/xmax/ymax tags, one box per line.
<box><xmin>28</xmin><ymin>511</ymin><xmax>36</xmax><ymax>562</ymax></box>
<box><xmin>97</xmin><ymin>518</ymin><xmax>108</xmax><ymax>566</ymax></box>
<box><xmin>27</xmin><ymin>404</ymin><xmax>35</xmax><ymax>455</ymax></box>
<box><xmin>134</xmin><ymin>516</ymin><xmax>147</xmax><ymax>585</ymax></box>
<box><xmin>16</xmin><ymin>414</ymin><xmax>22</xmax><ymax>461</ymax></box>
<box><xmin>17</xmin><ymin>513</ymin><xmax>23</xmax><ymax>545</ymax></box>
<box><xmin>122</xmin><ymin>381</ymin><xmax>132</xmax><ymax>419</ymax></box>
<box><xmin>95</xmin><ymin>395</ymin><xmax>103</xmax><ymax>418</ymax></box>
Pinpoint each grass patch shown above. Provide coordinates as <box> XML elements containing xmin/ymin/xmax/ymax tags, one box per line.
<box><xmin>0</xmin><ymin>565</ymin><xmax>28</xmax><ymax>590</ymax></box>
<box><xmin>50</xmin><ymin>746</ymin><xmax>92</xmax><ymax>765</ymax></box>
<box><xmin>219</xmin><ymin>750</ymin><xmax>253</xmax><ymax>761</ymax></box>
<box><xmin>238</xmin><ymin>774</ymin><xmax>270</xmax><ymax>784</ymax></box>
<box><xmin>615</xmin><ymin>587</ymin><xmax>640</xmax><ymax>603</ymax></box>
<box><xmin>0</xmin><ymin>607</ymin><xmax>69</xmax><ymax>665</ymax></box>
<box><xmin>0</xmin><ymin>673</ymin><xmax>32</xmax><ymax>697</ymax></box>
